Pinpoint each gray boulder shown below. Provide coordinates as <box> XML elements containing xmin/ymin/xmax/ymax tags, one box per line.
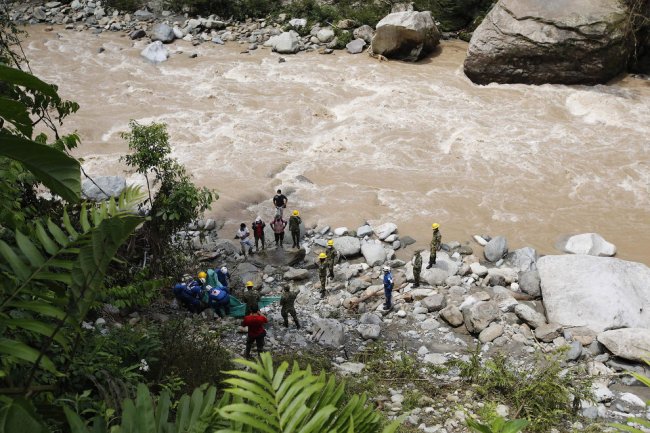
<box><xmin>422</xmin><ymin>294</ymin><xmax>446</xmax><ymax>312</ymax></box>
<box><xmin>357</xmin><ymin>324</ymin><xmax>381</xmax><ymax>340</ymax></box>
<box><xmin>464</xmin><ymin>0</ymin><xmax>632</xmax><ymax>85</ymax></box>
<box><xmin>597</xmin><ymin>328</ymin><xmax>650</xmax><ymax>362</ymax></box>
<box><xmin>151</xmin><ymin>23</ymin><xmax>175</xmax><ymax>43</ymax></box>
<box><xmin>538</xmin><ymin>255</ymin><xmax>650</xmax><ymax>332</ymax></box>
<box><xmin>373</xmin><ymin>222</ymin><xmax>397</xmax><ymax>240</ymax></box>
<box><xmin>283</xmin><ymin>268</ymin><xmax>309</xmax><ymax>281</ymax></box>
<box><xmin>514</xmin><ymin>304</ymin><xmax>546</xmax><ymax>329</ymax></box>
<box><xmin>346</xmin><ymin>38</ymin><xmax>366</xmax><ymax>54</ymax></box>
<box><xmin>140</xmin><ymin>41</ymin><xmax>169</xmax><ymax>63</ymax></box>
<box><xmin>81</xmin><ymin>176</ymin><xmax>126</xmax><ymax>201</ymax></box>
<box><xmin>317</xmin><ymin>28</ymin><xmax>335</xmax><ymax>43</ymax></box>
<box><xmin>371</xmin><ymin>11</ymin><xmax>440</xmax><ymax>61</ymax></box>
<box><xmin>360</xmin><ymin>313</ymin><xmax>382</xmax><ymax>325</ymax></box>
<box><xmin>440</xmin><ymin>305</ymin><xmax>464</xmax><ymax>327</ymax></box>
<box><xmin>129</xmin><ymin>29</ymin><xmax>146</xmax><ymax>40</ymax></box>
<box><xmin>506</xmin><ymin>247</ymin><xmax>538</xmax><ymax>271</ymax></box>
<box><xmin>33</xmin><ymin>7</ymin><xmax>46</xmax><ymax>21</ymax></box>
<box><xmin>534</xmin><ymin>323</ymin><xmax>563</xmax><ymax>342</ymax></box>
<box><xmin>353</xmin><ymin>25</ymin><xmax>375</xmax><ymax>44</ymax></box>
<box><xmin>518</xmin><ymin>270</ymin><xmax>541</xmax><ymax>298</ymax></box>
<box><xmin>462</xmin><ymin>300</ymin><xmax>499</xmax><ymax>334</ymax></box>
<box><xmin>133</xmin><ymin>9</ymin><xmax>154</xmax><ymax>20</ymax></box>
<box><xmin>556</xmin><ymin>233</ymin><xmax>617</xmax><ymax>257</ymax></box>
<box><xmin>312</xmin><ymin>319</ymin><xmax>345</xmax><ymax>347</ymax></box>
<box><xmin>484</xmin><ymin>236</ymin><xmax>508</xmax><ymax>262</ymax></box>
<box><xmin>361</xmin><ymin>240</ymin><xmax>386</xmax><ymax>266</ymax></box>
<box><xmin>334</xmin><ymin>236</ymin><xmax>361</xmax><ymax>257</ymax></box>
<box><xmin>357</xmin><ymin>224</ymin><xmax>373</xmax><ymax>238</ymax></box>
<box><xmin>479</xmin><ymin>323</ymin><xmax>504</xmax><ymax>343</ymax></box>
<box><xmin>273</xmin><ymin>31</ymin><xmax>301</xmax><ymax>54</ymax></box>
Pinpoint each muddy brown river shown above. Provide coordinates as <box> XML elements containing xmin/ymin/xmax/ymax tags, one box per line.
<box><xmin>24</xmin><ymin>26</ymin><xmax>650</xmax><ymax>264</ymax></box>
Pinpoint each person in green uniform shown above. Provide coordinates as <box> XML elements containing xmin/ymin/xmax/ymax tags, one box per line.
<box><xmin>280</xmin><ymin>285</ymin><xmax>300</xmax><ymax>328</ymax></box>
<box><xmin>318</xmin><ymin>252</ymin><xmax>328</xmax><ymax>298</ymax></box>
<box><xmin>412</xmin><ymin>249</ymin><xmax>423</xmax><ymax>287</ymax></box>
<box><xmin>289</xmin><ymin>210</ymin><xmax>302</xmax><ymax>249</ymax></box>
<box><xmin>325</xmin><ymin>239</ymin><xmax>339</xmax><ymax>279</ymax></box>
<box><xmin>242</xmin><ymin>281</ymin><xmax>260</xmax><ymax>314</ymax></box>
<box><xmin>427</xmin><ymin>223</ymin><xmax>442</xmax><ymax>269</ymax></box>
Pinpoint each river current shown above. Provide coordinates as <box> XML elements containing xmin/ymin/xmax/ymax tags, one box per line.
<box><xmin>24</xmin><ymin>26</ymin><xmax>650</xmax><ymax>264</ymax></box>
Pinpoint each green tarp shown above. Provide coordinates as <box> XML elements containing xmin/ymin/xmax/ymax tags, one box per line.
<box><xmin>228</xmin><ymin>295</ymin><xmax>281</xmax><ymax>318</ymax></box>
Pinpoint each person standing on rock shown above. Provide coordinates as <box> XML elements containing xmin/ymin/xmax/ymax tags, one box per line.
<box><xmin>382</xmin><ymin>266</ymin><xmax>394</xmax><ymax>311</ymax></box>
<box><xmin>270</xmin><ymin>214</ymin><xmax>287</xmax><ymax>248</ymax></box>
<box><xmin>252</xmin><ymin>217</ymin><xmax>266</xmax><ymax>251</ymax></box>
<box><xmin>242</xmin><ymin>281</ymin><xmax>260</xmax><ymax>314</ymax></box>
<box><xmin>288</xmin><ymin>210</ymin><xmax>302</xmax><ymax>249</ymax></box>
<box><xmin>318</xmin><ymin>252</ymin><xmax>328</xmax><ymax>298</ymax></box>
<box><xmin>412</xmin><ymin>250</ymin><xmax>423</xmax><ymax>288</ymax></box>
<box><xmin>325</xmin><ymin>239</ymin><xmax>339</xmax><ymax>279</ymax></box>
<box><xmin>236</xmin><ymin>223</ymin><xmax>254</xmax><ymax>257</ymax></box>
<box><xmin>242</xmin><ymin>305</ymin><xmax>268</xmax><ymax>359</ymax></box>
<box><xmin>427</xmin><ymin>223</ymin><xmax>442</xmax><ymax>269</ymax></box>
<box><xmin>272</xmin><ymin>189</ymin><xmax>288</xmax><ymax>218</ymax></box>
<box><xmin>280</xmin><ymin>285</ymin><xmax>300</xmax><ymax>329</ymax></box>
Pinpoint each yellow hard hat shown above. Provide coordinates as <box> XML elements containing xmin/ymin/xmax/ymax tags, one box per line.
<box><xmin>327</xmin><ymin>240</ymin><xmax>334</xmax><ymax>246</ymax></box>
<box><xmin>246</xmin><ymin>281</ymin><xmax>254</xmax><ymax>287</ymax></box>
<box><xmin>319</xmin><ymin>252</ymin><xmax>327</xmax><ymax>259</ymax></box>
<box><xmin>198</xmin><ymin>271</ymin><xmax>207</xmax><ymax>279</ymax></box>
<box><xmin>293</xmin><ymin>210</ymin><xmax>299</xmax><ymax>216</ymax></box>
<box><xmin>432</xmin><ymin>223</ymin><xmax>440</xmax><ymax>229</ymax></box>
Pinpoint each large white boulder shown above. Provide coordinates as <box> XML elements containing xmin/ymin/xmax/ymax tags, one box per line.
<box><xmin>464</xmin><ymin>0</ymin><xmax>632</xmax><ymax>85</ymax></box>
<box><xmin>312</xmin><ymin>319</ymin><xmax>344</xmax><ymax>347</ymax></box>
<box><xmin>361</xmin><ymin>240</ymin><xmax>386</xmax><ymax>266</ymax></box>
<box><xmin>371</xmin><ymin>11</ymin><xmax>440</xmax><ymax>61</ymax></box>
<box><xmin>273</xmin><ymin>31</ymin><xmax>301</xmax><ymax>54</ymax></box>
<box><xmin>557</xmin><ymin>233</ymin><xmax>617</xmax><ymax>257</ymax></box>
<box><xmin>373</xmin><ymin>222</ymin><xmax>397</xmax><ymax>240</ymax></box>
<box><xmin>538</xmin><ymin>255</ymin><xmax>650</xmax><ymax>332</ymax></box>
<box><xmin>140</xmin><ymin>41</ymin><xmax>169</xmax><ymax>63</ymax></box>
<box><xmin>405</xmin><ymin>251</ymin><xmax>459</xmax><ymax>286</ymax></box>
<box><xmin>597</xmin><ymin>328</ymin><xmax>650</xmax><ymax>362</ymax></box>
<box><xmin>333</xmin><ymin>236</ymin><xmax>361</xmax><ymax>257</ymax></box>
<box><xmin>81</xmin><ymin>176</ymin><xmax>126</xmax><ymax>200</ymax></box>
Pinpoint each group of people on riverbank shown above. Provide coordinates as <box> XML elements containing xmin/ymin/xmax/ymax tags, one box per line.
<box><xmin>235</xmin><ymin>189</ymin><xmax>303</xmax><ymax>257</ymax></box>
<box><xmin>173</xmin><ymin>188</ymin><xmax>444</xmax><ymax>358</ymax></box>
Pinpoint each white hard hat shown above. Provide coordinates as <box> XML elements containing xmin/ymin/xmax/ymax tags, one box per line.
<box><xmin>382</xmin><ymin>266</ymin><xmax>390</xmax><ymax>272</ymax></box>
<box><xmin>221</xmin><ymin>266</ymin><xmax>228</xmax><ymax>274</ymax></box>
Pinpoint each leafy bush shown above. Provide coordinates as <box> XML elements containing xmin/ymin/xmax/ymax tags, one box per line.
<box><xmin>120</xmin><ymin>120</ymin><xmax>216</xmax><ymax>276</ymax></box>
<box><xmin>414</xmin><ymin>0</ymin><xmax>496</xmax><ymax>32</ymax></box>
<box><xmin>466</xmin><ymin>416</ymin><xmax>529</xmax><ymax>433</ymax></box>
<box><xmin>455</xmin><ymin>351</ymin><xmax>593</xmax><ymax>432</ymax></box>
<box><xmin>335</xmin><ymin>29</ymin><xmax>353</xmax><ymax>49</ymax></box>
<box><xmin>611</xmin><ymin>359</ymin><xmax>650</xmax><ymax>432</ymax></box>
<box><xmin>103</xmin><ymin>0</ymin><xmax>145</xmax><ymax>12</ymax></box>
<box><xmin>102</xmin><ymin>273</ymin><xmax>170</xmax><ymax>310</ymax></box>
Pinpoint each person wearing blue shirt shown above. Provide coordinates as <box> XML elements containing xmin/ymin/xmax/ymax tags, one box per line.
<box><xmin>382</xmin><ymin>266</ymin><xmax>394</xmax><ymax>311</ymax></box>
<box><xmin>172</xmin><ymin>272</ymin><xmax>206</xmax><ymax>313</ymax></box>
<box><xmin>216</xmin><ymin>266</ymin><xmax>231</xmax><ymax>289</ymax></box>
<box><xmin>207</xmin><ymin>285</ymin><xmax>230</xmax><ymax>318</ymax></box>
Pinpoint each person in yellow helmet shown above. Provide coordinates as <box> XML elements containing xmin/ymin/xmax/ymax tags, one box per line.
<box><xmin>318</xmin><ymin>252</ymin><xmax>328</xmax><ymax>297</ymax></box>
<box><xmin>325</xmin><ymin>239</ymin><xmax>339</xmax><ymax>279</ymax></box>
<box><xmin>427</xmin><ymin>223</ymin><xmax>442</xmax><ymax>269</ymax></box>
<box><xmin>242</xmin><ymin>281</ymin><xmax>260</xmax><ymax>314</ymax></box>
<box><xmin>289</xmin><ymin>210</ymin><xmax>302</xmax><ymax>249</ymax></box>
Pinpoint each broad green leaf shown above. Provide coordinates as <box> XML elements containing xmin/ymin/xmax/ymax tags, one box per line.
<box><xmin>0</xmin><ymin>240</ymin><xmax>29</xmax><ymax>280</ymax></box>
<box><xmin>15</xmin><ymin>230</ymin><xmax>45</xmax><ymax>267</ymax></box>
<box><xmin>0</xmin><ymin>96</ymin><xmax>33</xmax><ymax>137</ymax></box>
<box><xmin>466</xmin><ymin>418</ymin><xmax>493</xmax><ymax>433</ymax></box>
<box><xmin>63</xmin><ymin>406</ymin><xmax>89</xmax><ymax>433</ymax></box>
<box><xmin>0</xmin><ymin>338</ymin><xmax>57</xmax><ymax>373</ymax></box>
<box><xmin>134</xmin><ymin>383</ymin><xmax>156</xmax><ymax>433</ymax></box>
<box><xmin>0</xmin><ymin>132</ymin><xmax>80</xmax><ymax>202</ymax></box>
<box><xmin>0</xmin><ymin>64</ymin><xmax>58</xmax><ymax>97</ymax></box>
<box><xmin>0</xmin><ymin>397</ymin><xmax>48</xmax><ymax>433</ymax></box>
<box><xmin>502</xmin><ymin>419</ymin><xmax>529</xmax><ymax>433</ymax></box>
<box><xmin>8</xmin><ymin>301</ymin><xmax>66</xmax><ymax>320</ymax></box>
<box><xmin>0</xmin><ymin>318</ymin><xmax>67</xmax><ymax>347</ymax></box>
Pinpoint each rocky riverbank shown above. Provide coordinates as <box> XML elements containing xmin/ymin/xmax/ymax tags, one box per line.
<box><xmin>97</xmin><ymin>216</ymin><xmax>650</xmax><ymax>432</ymax></box>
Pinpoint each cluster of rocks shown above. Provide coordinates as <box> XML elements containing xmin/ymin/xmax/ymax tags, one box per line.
<box><xmin>170</xmin><ymin>219</ymin><xmax>649</xmax><ymax>428</ymax></box>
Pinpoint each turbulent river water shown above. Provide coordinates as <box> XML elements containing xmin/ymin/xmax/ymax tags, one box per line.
<box><xmin>24</xmin><ymin>26</ymin><xmax>650</xmax><ymax>264</ymax></box>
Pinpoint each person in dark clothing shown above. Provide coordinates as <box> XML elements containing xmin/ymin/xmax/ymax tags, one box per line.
<box><xmin>242</xmin><ymin>305</ymin><xmax>268</xmax><ymax>359</ymax></box>
<box><xmin>207</xmin><ymin>286</ymin><xmax>230</xmax><ymax>318</ymax></box>
<box><xmin>280</xmin><ymin>285</ymin><xmax>300</xmax><ymax>328</ymax></box>
<box><xmin>252</xmin><ymin>217</ymin><xmax>266</xmax><ymax>251</ymax></box>
<box><xmin>272</xmin><ymin>189</ymin><xmax>288</xmax><ymax>218</ymax></box>
<box><xmin>172</xmin><ymin>273</ymin><xmax>205</xmax><ymax>313</ymax></box>
<box><xmin>216</xmin><ymin>266</ymin><xmax>230</xmax><ymax>289</ymax></box>
<box><xmin>288</xmin><ymin>210</ymin><xmax>302</xmax><ymax>249</ymax></box>
<box><xmin>242</xmin><ymin>281</ymin><xmax>260</xmax><ymax>314</ymax></box>
<box><xmin>382</xmin><ymin>266</ymin><xmax>394</xmax><ymax>311</ymax></box>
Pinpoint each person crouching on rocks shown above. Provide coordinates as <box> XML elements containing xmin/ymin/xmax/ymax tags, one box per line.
<box><xmin>236</xmin><ymin>223</ymin><xmax>254</xmax><ymax>257</ymax></box>
<box><xmin>242</xmin><ymin>305</ymin><xmax>268</xmax><ymax>359</ymax></box>
<box><xmin>382</xmin><ymin>266</ymin><xmax>394</xmax><ymax>311</ymax></box>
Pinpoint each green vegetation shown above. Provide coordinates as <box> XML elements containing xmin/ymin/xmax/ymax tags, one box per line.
<box><xmin>466</xmin><ymin>416</ymin><xmax>529</xmax><ymax>433</ymax></box>
<box><xmin>454</xmin><ymin>350</ymin><xmax>593</xmax><ymax>432</ymax></box>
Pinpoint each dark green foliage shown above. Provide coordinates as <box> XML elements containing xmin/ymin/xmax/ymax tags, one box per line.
<box><xmin>414</xmin><ymin>0</ymin><xmax>496</xmax><ymax>31</ymax></box>
<box><xmin>120</xmin><ymin>120</ymin><xmax>216</xmax><ymax>276</ymax></box>
<box><xmin>334</xmin><ymin>29</ymin><xmax>353</xmax><ymax>49</ymax></box>
<box><xmin>456</xmin><ymin>352</ymin><xmax>593</xmax><ymax>432</ymax></box>
<box><xmin>103</xmin><ymin>0</ymin><xmax>145</xmax><ymax>12</ymax></box>
<box><xmin>101</xmin><ymin>276</ymin><xmax>169</xmax><ymax>310</ymax></box>
<box><xmin>466</xmin><ymin>416</ymin><xmax>529</xmax><ymax>433</ymax></box>
<box><xmin>150</xmin><ymin>318</ymin><xmax>232</xmax><ymax>397</ymax></box>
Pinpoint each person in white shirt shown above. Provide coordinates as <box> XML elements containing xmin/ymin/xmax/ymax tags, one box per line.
<box><xmin>236</xmin><ymin>223</ymin><xmax>254</xmax><ymax>257</ymax></box>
